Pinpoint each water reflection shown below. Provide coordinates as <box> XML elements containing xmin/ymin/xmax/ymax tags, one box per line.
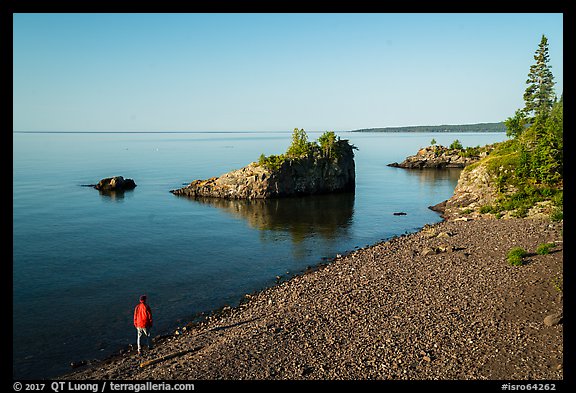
<box><xmin>97</xmin><ymin>189</ymin><xmax>135</xmax><ymax>201</ymax></box>
<box><xmin>179</xmin><ymin>192</ymin><xmax>355</xmax><ymax>244</ymax></box>
<box><xmin>401</xmin><ymin>167</ymin><xmax>462</xmax><ymax>185</ymax></box>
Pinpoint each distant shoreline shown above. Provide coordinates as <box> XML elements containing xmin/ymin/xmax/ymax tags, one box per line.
<box><xmin>350</xmin><ymin>122</ymin><xmax>506</xmax><ymax>133</ymax></box>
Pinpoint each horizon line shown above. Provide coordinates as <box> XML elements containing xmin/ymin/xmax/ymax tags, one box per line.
<box><xmin>12</xmin><ymin>121</ymin><xmax>507</xmax><ymax>134</ymax></box>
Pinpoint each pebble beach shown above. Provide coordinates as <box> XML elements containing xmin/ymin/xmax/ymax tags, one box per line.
<box><xmin>64</xmin><ymin>216</ymin><xmax>563</xmax><ymax>381</ymax></box>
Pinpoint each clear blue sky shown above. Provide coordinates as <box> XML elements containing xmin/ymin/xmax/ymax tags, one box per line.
<box><xmin>13</xmin><ymin>13</ymin><xmax>563</xmax><ymax>132</ymax></box>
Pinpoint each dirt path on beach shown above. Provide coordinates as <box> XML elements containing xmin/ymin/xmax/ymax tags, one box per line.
<box><xmin>65</xmin><ymin>217</ymin><xmax>563</xmax><ymax>380</ymax></box>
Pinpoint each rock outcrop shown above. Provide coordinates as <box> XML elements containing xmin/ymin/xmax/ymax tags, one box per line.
<box><xmin>388</xmin><ymin>145</ymin><xmax>493</xmax><ymax>169</ymax></box>
<box><xmin>430</xmin><ymin>163</ymin><xmax>500</xmax><ymax>219</ymax></box>
<box><xmin>171</xmin><ymin>141</ymin><xmax>356</xmax><ymax>199</ymax></box>
<box><xmin>94</xmin><ymin>176</ymin><xmax>137</xmax><ymax>191</ymax></box>
<box><xmin>429</xmin><ymin>145</ymin><xmax>559</xmax><ymax>221</ymax></box>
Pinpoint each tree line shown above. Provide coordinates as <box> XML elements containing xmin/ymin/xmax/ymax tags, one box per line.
<box><xmin>352</xmin><ymin>122</ymin><xmax>507</xmax><ymax>133</ymax></box>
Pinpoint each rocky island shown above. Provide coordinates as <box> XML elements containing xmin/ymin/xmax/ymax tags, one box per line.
<box><xmin>171</xmin><ymin>129</ymin><xmax>356</xmax><ymax>199</ymax></box>
<box><xmin>387</xmin><ymin>143</ymin><xmax>495</xmax><ymax>169</ymax></box>
<box><xmin>82</xmin><ymin>176</ymin><xmax>137</xmax><ymax>191</ymax></box>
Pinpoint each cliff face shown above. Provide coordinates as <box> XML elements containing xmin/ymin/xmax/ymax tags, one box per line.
<box><xmin>171</xmin><ymin>142</ymin><xmax>355</xmax><ymax>199</ymax></box>
<box><xmin>433</xmin><ymin>163</ymin><xmax>500</xmax><ymax>220</ymax></box>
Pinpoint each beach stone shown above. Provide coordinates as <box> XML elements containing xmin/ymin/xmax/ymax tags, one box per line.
<box><xmin>544</xmin><ymin>311</ymin><xmax>563</xmax><ymax>326</ymax></box>
<box><xmin>437</xmin><ymin>245</ymin><xmax>454</xmax><ymax>253</ymax></box>
<box><xmin>421</xmin><ymin>247</ymin><xmax>437</xmax><ymax>256</ymax></box>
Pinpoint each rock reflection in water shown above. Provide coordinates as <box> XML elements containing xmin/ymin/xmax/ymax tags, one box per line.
<box><xmin>182</xmin><ymin>192</ymin><xmax>355</xmax><ymax>244</ymax></box>
<box><xmin>402</xmin><ymin>167</ymin><xmax>462</xmax><ymax>185</ymax></box>
<box><xmin>97</xmin><ymin>189</ymin><xmax>135</xmax><ymax>201</ymax></box>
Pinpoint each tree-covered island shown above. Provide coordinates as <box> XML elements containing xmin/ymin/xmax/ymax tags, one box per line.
<box><xmin>171</xmin><ymin>129</ymin><xmax>357</xmax><ymax>199</ymax></box>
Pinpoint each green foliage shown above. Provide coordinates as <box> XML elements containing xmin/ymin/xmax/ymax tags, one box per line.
<box><xmin>550</xmin><ymin>208</ymin><xmax>563</xmax><ymax>222</ymax></box>
<box><xmin>482</xmin><ymin>149</ymin><xmax>521</xmax><ymax>194</ymax></box>
<box><xmin>449</xmin><ymin>139</ymin><xmax>463</xmax><ymax>150</ymax></box>
<box><xmin>474</xmin><ymin>36</ymin><xmax>562</xmax><ymax>220</ymax></box>
<box><xmin>430</xmin><ymin>138</ymin><xmax>437</xmax><ymax>145</ymax></box>
<box><xmin>505</xmin><ymin>36</ymin><xmax>562</xmax><ymax>187</ymax></box>
<box><xmin>523</xmin><ymin>35</ymin><xmax>556</xmax><ymax>119</ymax></box>
<box><xmin>536</xmin><ymin>243</ymin><xmax>554</xmax><ymax>255</ymax></box>
<box><xmin>519</xmin><ymin>189</ymin><xmax>555</xmax><ymax>217</ymax></box>
<box><xmin>491</xmin><ymin>139</ymin><xmax>519</xmax><ymax>156</ymax></box>
<box><xmin>507</xmin><ymin>36</ymin><xmax>562</xmax><ymax>187</ymax></box>
<box><xmin>496</xmin><ymin>185</ymin><xmax>561</xmax><ymax>218</ymax></box>
<box><xmin>516</xmin><ymin>99</ymin><xmax>563</xmax><ymax>185</ymax></box>
<box><xmin>258</xmin><ymin>129</ymin><xmax>354</xmax><ymax>172</ymax></box>
<box><xmin>507</xmin><ymin>247</ymin><xmax>528</xmax><ymax>266</ymax></box>
<box><xmin>318</xmin><ymin>131</ymin><xmax>340</xmax><ymax>159</ymax></box>
<box><xmin>286</xmin><ymin>128</ymin><xmax>313</xmax><ymax>158</ymax></box>
<box><xmin>258</xmin><ymin>154</ymin><xmax>285</xmax><ymax>171</ymax></box>
<box><xmin>551</xmin><ymin>190</ymin><xmax>563</xmax><ymax>206</ymax></box>
<box><xmin>459</xmin><ymin>145</ymin><xmax>481</xmax><ymax>158</ymax></box>
<box><xmin>504</xmin><ymin>109</ymin><xmax>529</xmax><ymax>138</ymax></box>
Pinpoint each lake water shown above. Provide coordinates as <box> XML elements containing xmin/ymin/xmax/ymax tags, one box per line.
<box><xmin>12</xmin><ymin>131</ymin><xmax>508</xmax><ymax>379</ymax></box>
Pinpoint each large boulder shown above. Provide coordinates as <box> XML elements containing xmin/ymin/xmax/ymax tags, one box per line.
<box><xmin>94</xmin><ymin>176</ymin><xmax>137</xmax><ymax>191</ymax></box>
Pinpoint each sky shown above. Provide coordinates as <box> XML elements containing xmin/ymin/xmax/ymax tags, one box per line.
<box><xmin>12</xmin><ymin>13</ymin><xmax>563</xmax><ymax>132</ymax></box>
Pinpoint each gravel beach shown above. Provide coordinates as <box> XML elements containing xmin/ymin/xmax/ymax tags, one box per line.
<box><xmin>65</xmin><ymin>217</ymin><xmax>563</xmax><ymax>381</ymax></box>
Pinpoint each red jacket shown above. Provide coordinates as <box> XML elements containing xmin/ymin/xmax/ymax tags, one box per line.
<box><xmin>134</xmin><ymin>300</ymin><xmax>153</xmax><ymax>328</ymax></box>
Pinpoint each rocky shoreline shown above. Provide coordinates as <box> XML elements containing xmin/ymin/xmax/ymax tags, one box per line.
<box><xmin>387</xmin><ymin>144</ymin><xmax>494</xmax><ymax>169</ymax></box>
<box><xmin>64</xmin><ymin>216</ymin><xmax>563</xmax><ymax>381</ymax></box>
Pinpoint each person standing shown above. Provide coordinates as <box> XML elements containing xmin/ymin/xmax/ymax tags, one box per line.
<box><xmin>133</xmin><ymin>295</ymin><xmax>153</xmax><ymax>355</ymax></box>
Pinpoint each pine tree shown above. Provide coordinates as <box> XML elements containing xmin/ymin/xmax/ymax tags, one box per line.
<box><xmin>286</xmin><ymin>128</ymin><xmax>310</xmax><ymax>157</ymax></box>
<box><xmin>523</xmin><ymin>35</ymin><xmax>555</xmax><ymax>119</ymax></box>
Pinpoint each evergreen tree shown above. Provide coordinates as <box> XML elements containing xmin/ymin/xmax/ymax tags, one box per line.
<box><xmin>504</xmin><ymin>109</ymin><xmax>529</xmax><ymax>139</ymax></box>
<box><xmin>449</xmin><ymin>139</ymin><xmax>463</xmax><ymax>150</ymax></box>
<box><xmin>286</xmin><ymin>128</ymin><xmax>311</xmax><ymax>157</ymax></box>
<box><xmin>318</xmin><ymin>131</ymin><xmax>338</xmax><ymax>158</ymax></box>
<box><xmin>523</xmin><ymin>35</ymin><xmax>555</xmax><ymax>119</ymax></box>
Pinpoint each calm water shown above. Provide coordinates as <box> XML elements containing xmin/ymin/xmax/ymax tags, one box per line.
<box><xmin>12</xmin><ymin>131</ymin><xmax>508</xmax><ymax>379</ymax></box>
